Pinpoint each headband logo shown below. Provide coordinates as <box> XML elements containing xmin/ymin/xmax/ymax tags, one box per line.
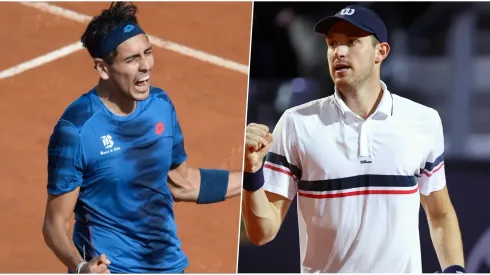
<box><xmin>123</xmin><ymin>24</ymin><xmax>135</xmax><ymax>33</ymax></box>
<box><xmin>340</xmin><ymin>8</ymin><xmax>355</xmax><ymax>16</ymax></box>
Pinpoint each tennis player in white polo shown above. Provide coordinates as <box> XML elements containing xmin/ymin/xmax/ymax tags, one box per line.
<box><xmin>242</xmin><ymin>5</ymin><xmax>465</xmax><ymax>273</ymax></box>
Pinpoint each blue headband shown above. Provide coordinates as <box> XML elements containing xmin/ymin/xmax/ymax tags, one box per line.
<box><xmin>93</xmin><ymin>22</ymin><xmax>145</xmax><ymax>59</ymax></box>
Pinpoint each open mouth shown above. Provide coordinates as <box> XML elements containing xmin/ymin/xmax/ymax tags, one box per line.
<box><xmin>334</xmin><ymin>64</ymin><xmax>351</xmax><ymax>73</ymax></box>
<box><xmin>134</xmin><ymin>75</ymin><xmax>150</xmax><ymax>92</ymax></box>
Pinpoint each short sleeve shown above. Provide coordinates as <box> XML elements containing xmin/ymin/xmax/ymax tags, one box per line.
<box><xmin>417</xmin><ymin>111</ymin><xmax>446</xmax><ymax>196</ymax></box>
<box><xmin>170</xmin><ymin>102</ymin><xmax>187</xmax><ymax>169</ymax></box>
<box><xmin>263</xmin><ymin>111</ymin><xmax>302</xmax><ymax>200</ymax></box>
<box><xmin>47</xmin><ymin>120</ymin><xmax>85</xmax><ymax>195</ymax></box>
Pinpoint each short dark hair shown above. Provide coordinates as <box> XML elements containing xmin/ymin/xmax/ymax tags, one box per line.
<box><xmin>371</xmin><ymin>35</ymin><xmax>380</xmax><ymax>47</ymax></box>
<box><xmin>81</xmin><ymin>2</ymin><xmax>139</xmax><ymax>62</ymax></box>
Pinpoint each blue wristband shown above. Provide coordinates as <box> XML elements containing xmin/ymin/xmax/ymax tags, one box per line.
<box><xmin>197</xmin><ymin>169</ymin><xmax>229</xmax><ymax>204</ymax></box>
<box><xmin>243</xmin><ymin>165</ymin><xmax>265</xmax><ymax>192</ymax></box>
<box><xmin>443</xmin><ymin>265</ymin><xmax>466</xmax><ymax>273</ymax></box>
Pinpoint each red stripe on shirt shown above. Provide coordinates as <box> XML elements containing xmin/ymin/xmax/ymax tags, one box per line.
<box><xmin>422</xmin><ymin>162</ymin><xmax>444</xmax><ymax>177</ymax></box>
<box><xmin>264</xmin><ymin>163</ymin><xmax>297</xmax><ymax>181</ymax></box>
<box><xmin>298</xmin><ymin>186</ymin><xmax>419</xmax><ymax>199</ymax></box>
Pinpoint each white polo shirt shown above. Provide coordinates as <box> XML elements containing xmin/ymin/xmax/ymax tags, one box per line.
<box><xmin>263</xmin><ymin>81</ymin><xmax>446</xmax><ymax>273</ymax></box>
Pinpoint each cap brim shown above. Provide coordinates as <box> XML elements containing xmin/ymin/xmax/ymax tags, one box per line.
<box><xmin>314</xmin><ymin>15</ymin><xmax>373</xmax><ymax>36</ymax></box>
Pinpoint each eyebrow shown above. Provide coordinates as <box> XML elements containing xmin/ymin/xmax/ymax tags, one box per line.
<box><xmin>122</xmin><ymin>46</ymin><xmax>153</xmax><ymax>61</ymax></box>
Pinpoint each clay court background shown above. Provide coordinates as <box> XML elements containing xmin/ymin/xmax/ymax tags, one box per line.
<box><xmin>0</xmin><ymin>1</ymin><xmax>251</xmax><ymax>273</ymax></box>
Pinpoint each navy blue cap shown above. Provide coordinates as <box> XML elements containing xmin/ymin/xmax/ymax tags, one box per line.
<box><xmin>314</xmin><ymin>5</ymin><xmax>388</xmax><ymax>43</ymax></box>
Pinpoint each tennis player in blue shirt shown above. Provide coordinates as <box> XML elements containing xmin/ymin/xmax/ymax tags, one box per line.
<box><xmin>42</xmin><ymin>2</ymin><xmax>242</xmax><ymax>273</ymax></box>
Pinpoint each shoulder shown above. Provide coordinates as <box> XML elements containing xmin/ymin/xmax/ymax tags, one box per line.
<box><xmin>146</xmin><ymin>86</ymin><xmax>179</xmax><ymax>111</ymax></box>
<box><xmin>279</xmin><ymin>96</ymin><xmax>333</xmax><ymax>126</ymax></box>
<box><xmin>283</xmin><ymin>96</ymin><xmax>333</xmax><ymax>121</ymax></box>
<box><xmin>145</xmin><ymin>86</ymin><xmax>182</xmax><ymax>117</ymax></box>
<box><xmin>286</xmin><ymin>97</ymin><xmax>330</xmax><ymax>117</ymax></box>
<box><xmin>56</xmin><ymin>90</ymin><xmax>102</xmax><ymax>133</ymax></box>
<box><xmin>273</xmin><ymin>97</ymin><xmax>331</xmax><ymax>135</ymax></box>
<box><xmin>148</xmin><ymin>86</ymin><xmax>173</xmax><ymax>104</ymax></box>
<box><xmin>392</xmin><ymin>94</ymin><xmax>441</xmax><ymax>125</ymax></box>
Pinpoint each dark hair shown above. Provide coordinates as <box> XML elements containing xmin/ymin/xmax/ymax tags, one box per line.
<box><xmin>81</xmin><ymin>2</ymin><xmax>139</xmax><ymax>61</ymax></box>
<box><xmin>371</xmin><ymin>35</ymin><xmax>380</xmax><ymax>47</ymax></box>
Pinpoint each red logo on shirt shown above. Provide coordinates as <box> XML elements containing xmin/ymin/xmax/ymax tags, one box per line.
<box><xmin>155</xmin><ymin>122</ymin><xmax>165</xmax><ymax>135</ymax></box>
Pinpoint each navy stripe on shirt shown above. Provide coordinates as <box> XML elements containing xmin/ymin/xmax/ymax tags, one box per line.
<box><xmin>265</xmin><ymin>152</ymin><xmax>302</xmax><ymax>180</ymax></box>
<box><xmin>298</xmin><ymin>174</ymin><xmax>417</xmax><ymax>192</ymax></box>
<box><xmin>420</xmin><ymin>153</ymin><xmax>444</xmax><ymax>172</ymax></box>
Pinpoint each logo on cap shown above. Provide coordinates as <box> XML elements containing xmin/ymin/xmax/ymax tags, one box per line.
<box><xmin>340</xmin><ymin>8</ymin><xmax>355</xmax><ymax>16</ymax></box>
<box><xmin>123</xmin><ymin>24</ymin><xmax>135</xmax><ymax>33</ymax></box>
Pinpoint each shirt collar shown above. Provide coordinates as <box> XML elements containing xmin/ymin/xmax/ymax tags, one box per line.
<box><xmin>333</xmin><ymin>80</ymin><xmax>393</xmax><ymax>120</ymax></box>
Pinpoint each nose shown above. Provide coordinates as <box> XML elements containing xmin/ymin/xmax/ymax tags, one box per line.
<box><xmin>333</xmin><ymin>45</ymin><xmax>348</xmax><ymax>59</ymax></box>
<box><xmin>139</xmin><ymin>56</ymin><xmax>150</xmax><ymax>72</ymax></box>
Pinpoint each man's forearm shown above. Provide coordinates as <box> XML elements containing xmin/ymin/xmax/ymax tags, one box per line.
<box><xmin>169</xmin><ymin>168</ymin><xmax>241</xmax><ymax>203</ymax></box>
<box><xmin>242</xmin><ymin>187</ymin><xmax>282</xmax><ymax>246</ymax></box>
<box><xmin>225</xmin><ymin>171</ymin><xmax>242</xmax><ymax>199</ymax></box>
<box><xmin>428</xmin><ymin>209</ymin><xmax>465</xmax><ymax>270</ymax></box>
<box><xmin>43</xmin><ymin>220</ymin><xmax>84</xmax><ymax>273</ymax></box>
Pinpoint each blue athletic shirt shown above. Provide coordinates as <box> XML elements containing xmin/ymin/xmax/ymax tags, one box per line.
<box><xmin>47</xmin><ymin>87</ymin><xmax>189</xmax><ymax>273</ymax></box>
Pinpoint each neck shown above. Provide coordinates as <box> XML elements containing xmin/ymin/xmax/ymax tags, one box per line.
<box><xmin>337</xmin><ymin>77</ymin><xmax>383</xmax><ymax>120</ymax></box>
<box><xmin>95</xmin><ymin>81</ymin><xmax>136</xmax><ymax>116</ymax></box>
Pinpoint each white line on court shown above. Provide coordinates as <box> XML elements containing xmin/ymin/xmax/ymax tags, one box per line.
<box><xmin>13</xmin><ymin>1</ymin><xmax>249</xmax><ymax>76</ymax></box>
<box><xmin>20</xmin><ymin>2</ymin><xmax>91</xmax><ymax>23</ymax></box>
<box><xmin>148</xmin><ymin>36</ymin><xmax>249</xmax><ymax>74</ymax></box>
<box><xmin>0</xmin><ymin>41</ymin><xmax>83</xmax><ymax>79</ymax></box>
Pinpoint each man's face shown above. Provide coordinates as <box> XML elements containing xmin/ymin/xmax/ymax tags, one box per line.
<box><xmin>106</xmin><ymin>34</ymin><xmax>154</xmax><ymax>101</ymax></box>
<box><xmin>326</xmin><ymin>20</ymin><xmax>378</xmax><ymax>88</ymax></box>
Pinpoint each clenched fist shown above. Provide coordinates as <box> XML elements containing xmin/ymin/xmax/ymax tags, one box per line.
<box><xmin>244</xmin><ymin>123</ymin><xmax>273</xmax><ymax>173</ymax></box>
<box><xmin>80</xmin><ymin>254</ymin><xmax>111</xmax><ymax>274</ymax></box>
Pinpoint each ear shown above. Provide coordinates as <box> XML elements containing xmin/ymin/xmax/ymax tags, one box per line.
<box><xmin>375</xmin><ymin>42</ymin><xmax>390</xmax><ymax>64</ymax></box>
<box><xmin>93</xmin><ymin>58</ymin><xmax>110</xmax><ymax>80</ymax></box>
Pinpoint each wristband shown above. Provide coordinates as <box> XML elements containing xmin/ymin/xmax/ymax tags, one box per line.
<box><xmin>197</xmin><ymin>169</ymin><xmax>229</xmax><ymax>204</ymax></box>
<box><xmin>243</xmin><ymin>165</ymin><xmax>265</xmax><ymax>192</ymax></box>
<box><xmin>443</xmin><ymin>265</ymin><xmax>466</xmax><ymax>273</ymax></box>
<box><xmin>76</xmin><ymin>260</ymin><xmax>88</xmax><ymax>274</ymax></box>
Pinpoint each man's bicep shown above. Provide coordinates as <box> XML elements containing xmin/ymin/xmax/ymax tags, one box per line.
<box><xmin>171</xmin><ymin>137</ymin><xmax>187</xmax><ymax>169</ymax></box>
<box><xmin>420</xmin><ymin>185</ymin><xmax>452</xmax><ymax>219</ymax></box>
<box><xmin>266</xmin><ymin>191</ymin><xmax>293</xmax><ymax>222</ymax></box>
<box><xmin>418</xmin><ymin>111</ymin><xmax>446</xmax><ymax>196</ymax></box>
<box><xmin>170</xmin><ymin>160</ymin><xmax>188</xmax><ymax>176</ymax></box>
<box><xmin>262</xmin><ymin>111</ymin><xmax>302</xmax><ymax>200</ymax></box>
<box><xmin>167</xmin><ymin>161</ymin><xmax>199</xmax><ymax>190</ymax></box>
<box><xmin>45</xmin><ymin>187</ymin><xmax>80</xmax><ymax>223</ymax></box>
<box><xmin>47</xmin><ymin>120</ymin><xmax>85</xmax><ymax>195</ymax></box>
<box><xmin>170</xmin><ymin>102</ymin><xmax>188</xmax><ymax>168</ymax></box>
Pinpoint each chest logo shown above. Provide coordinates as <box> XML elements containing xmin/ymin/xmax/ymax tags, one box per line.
<box><xmin>155</xmin><ymin>122</ymin><xmax>165</xmax><ymax>135</ymax></box>
<box><xmin>100</xmin><ymin>134</ymin><xmax>120</xmax><ymax>155</ymax></box>
<box><xmin>101</xmin><ymin>135</ymin><xmax>114</xmax><ymax>149</ymax></box>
